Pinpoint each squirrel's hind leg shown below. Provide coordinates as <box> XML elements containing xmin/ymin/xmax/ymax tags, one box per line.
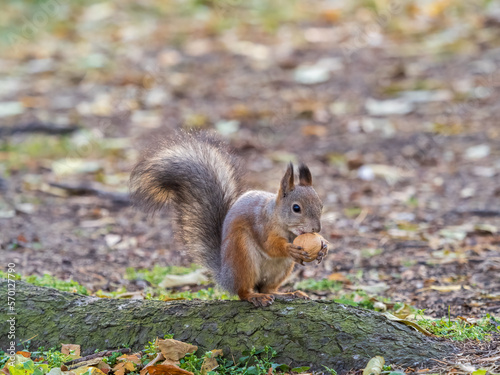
<box><xmin>221</xmin><ymin>221</ymin><xmax>276</xmax><ymax>307</ymax></box>
<box><xmin>238</xmin><ymin>291</ymin><xmax>275</xmax><ymax>307</ymax></box>
<box><xmin>259</xmin><ymin>264</ymin><xmax>310</xmax><ymax>301</ymax></box>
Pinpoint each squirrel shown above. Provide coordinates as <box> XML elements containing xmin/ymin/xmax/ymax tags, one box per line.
<box><xmin>130</xmin><ymin>132</ymin><xmax>327</xmax><ymax>307</ymax></box>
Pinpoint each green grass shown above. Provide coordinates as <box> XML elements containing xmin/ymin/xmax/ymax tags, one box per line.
<box><xmin>5</xmin><ymin>268</ymin><xmax>235</xmax><ymax>302</ymax></box>
<box><xmin>125</xmin><ymin>264</ymin><xmax>201</xmax><ymax>286</ymax></box>
<box><xmin>180</xmin><ymin>345</ymin><xmax>298</xmax><ymax>375</ymax></box>
<box><xmin>0</xmin><ymin>271</ymin><xmax>89</xmax><ymax>295</ymax></box>
<box><xmin>416</xmin><ymin>310</ymin><xmax>500</xmax><ymax>341</ymax></box>
<box><xmin>295</xmin><ymin>278</ymin><xmax>343</xmax><ymax>293</ymax></box>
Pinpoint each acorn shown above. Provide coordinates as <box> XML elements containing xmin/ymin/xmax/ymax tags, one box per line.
<box><xmin>293</xmin><ymin>232</ymin><xmax>326</xmax><ymax>262</ymax></box>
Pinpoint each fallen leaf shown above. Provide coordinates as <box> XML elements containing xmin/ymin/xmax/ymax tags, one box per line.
<box><xmin>73</xmin><ymin>367</ymin><xmax>106</xmax><ymax>375</ymax></box>
<box><xmin>363</xmin><ymin>356</ymin><xmax>385</xmax><ymax>375</ymax></box>
<box><xmin>15</xmin><ymin>352</ymin><xmax>30</xmax><ymax>358</ymax></box>
<box><xmin>51</xmin><ymin>159</ymin><xmax>102</xmax><ymax>176</ymax></box>
<box><xmin>327</xmin><ymin>273</ymin><xmax>349</xmax><ymax>282</ymax></box>
<box><xmin>159</xmin><ymin>270</ymin><xmax>208</xmax><ymax>289</ymax></box>
<box><xmin>157</xmin><ymin>339</ymin><xmax>198</xmax><ymax>362</ymax></box>
<box><xmin>457</xmin><ymin>363</ymin><xmax>476</xmax><ymax>372</ymax></box>
<box><xmin>365</xmin><ymin>98</ymin><xmax>413</xmax><ymax>116</ymax></box>
<box><xmin>347</xmin><ymin>282</ymin><xmax>389</xmax><ymax>294</ymax></box>
<box><xmin>0</xmin><ymin>101</ymin><xmax>24</xmax><ymax>118</ymax></box>
<box><xmin>112</xmin><ymin>362</ymin><xmax>136</xmax><ymax>375</ymax></box>
<box><xmin>383</xmin><ymin>313</ymin><xmax>434</xmax><ymax>336</ymax></box>
<box><xmin>118</xmin><ymin>355</ymin><xmax>142</xmax><ymax>365</ymax></box>
<box><xmin>97</xmin><ymin>361</ymin><xmax>111</xmax><ymax>374</ymax></box>
<box><xmin>200</xmin><ymin>350</ymin><xmax>223</xmax><ymax>375</ymax></box>
<box><xmin>357</xmin><ymin>164</ymin><xmax>413</xmax><ymax>185</ymax></box>
<box><xmin>301</xmin><ymin>125</ymin><xmax>328</xmax><ymax>137</ymax></box>
<box><xmin>148</xmin><ymin>365</ymin><xmax>193</xmax><ymax>375</ymax></box>
<box><xmin>430</xmin><ymin>285</ymin><xmax>470</xmax><ymax>292</ymax></box>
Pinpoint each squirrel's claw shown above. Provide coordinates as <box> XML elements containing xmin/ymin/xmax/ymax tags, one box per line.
<box><xmin>287</xmin><ymin>243</ymin><xmax>312</xmax><ymax>264</ymax></box>
<box><xmin>248</xmin><ymin>294</ymin><xmax>275</xmax><ymax>307</ymax></box>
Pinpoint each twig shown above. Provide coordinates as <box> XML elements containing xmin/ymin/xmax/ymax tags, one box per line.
<box><xmin>143</xmin><ymin>353</ymin><xmax>165</xmax><ymax>369</ymax></box>
<box><xmin>0</xmin><ymin>122</ymin><xmax>78</xmax><ymax>136</ymax></box>
<box><xmin>48</xmin><ymin>182</ymin><xmax>130</xmax><ymax>205</ymax></box>
<box><xmin>63</xmin><ymin>348</ymin><xmax>131</xmax><ymax>366</ymax></box>
<box><xmin>449</xmin><ymin>209</ymin><xmax>500</xmax><ymax>217</ymax></box>
<box><xmin>476</xmin><ymin>354</ymin><xmax>500</xmax><ymax>363</ymax></box>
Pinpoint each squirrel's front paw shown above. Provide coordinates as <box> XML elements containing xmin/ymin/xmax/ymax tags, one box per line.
<box><xmin>316</xmin><ymin>240</ymin><xmax>329</xmax><ymax>264</ymax></box>
<box><xmin>286</xmin><ymin>243</ymin><xmax>313</xmax><ymax>265</ymax></box>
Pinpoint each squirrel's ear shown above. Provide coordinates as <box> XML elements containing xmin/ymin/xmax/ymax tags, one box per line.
<box><xmin>298</xmin><ymin>164</ymin><xmax>312</xmax><ymax>186</ymax></box>
<box><xmin>279</xmin><ymin>162</ymin><xmax>295</xmax><ymax>198</ymax></box>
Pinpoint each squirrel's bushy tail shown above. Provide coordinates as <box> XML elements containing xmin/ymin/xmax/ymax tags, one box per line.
<box><xmin>129</xmin><ymin>132</ymin><xmax>244</xmax><ymax>274</ymax></box>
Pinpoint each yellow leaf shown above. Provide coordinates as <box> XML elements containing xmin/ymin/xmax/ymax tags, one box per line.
<box><xmin>383</xmin><ymin>313</ymin><xmax>434</xmax><ymax>336</ymax></box>
<box><xmin>363</xmin><ymin>356</ymin><xmax>385</xmax><ymax>375</ymax></box>
<box><xmin>113</xmin><ymin>361</ymin><xmax>136</xmax><ymax>375</ymax></box>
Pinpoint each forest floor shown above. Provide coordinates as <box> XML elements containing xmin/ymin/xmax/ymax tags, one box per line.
<box><xmin>1</xmin><ymin>0</ymin><xmax>500</xmax><ymax>373</ymax></box>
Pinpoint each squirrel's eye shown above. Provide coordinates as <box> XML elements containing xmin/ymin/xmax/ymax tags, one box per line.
<box><xmin>292</xmin><ymin>204</ymin><xmax>301</xmax><ymax>213</ymax></box>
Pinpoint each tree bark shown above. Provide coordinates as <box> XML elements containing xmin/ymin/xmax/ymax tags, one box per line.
<box><xmin>0</xmin><ymin>280</ymin><xmax>455</xmax><ymax>373</ymax></box>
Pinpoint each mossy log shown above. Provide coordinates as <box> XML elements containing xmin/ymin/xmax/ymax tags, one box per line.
<box><xmin>0</xmin><ymin>280</ymin><xmax>455</xmax><ymax>373</ymax></box>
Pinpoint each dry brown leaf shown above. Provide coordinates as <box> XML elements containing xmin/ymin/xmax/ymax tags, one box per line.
<box><xmin>301</xmin><ymin>125</ymin><xmax>328</xmax><ymax>137</ymax></box>
<box><xmin>61</xmin><ymin>344</ymin><xmax>81</xmax><ymax>357</ymax></box>
<box><xmin>15</xmin><ymin>351</ymin><xmax>31</xmax><ymax>358</ymax></box>
<box><xmin>113</xmin><ymin>361</ymin><xmax>136</xmax><ymax>375</ymax></box>
<box><xmin>157</xmin><ymin>339</ymin><xmax>198</xmax><ymax>361</ymax></box>
<box><xmin>117</xmin><ymin>354</ymin><xmax>142</xmax><ymax>365</ymax></box>
<box><xmin>429</xmin><ymin>285</ymin><xmax>470</xmax><ymax>292</ymax></box>
<box><xmin>319</xmin><ymin>8</ymin><xmax>341</xmax><ymax>23</ymax></box>
<box><xmin>200</xmin><ymin>350</ymin><xmax>223</xmax><ymax>375</ymax></box>
<box><xmin>148</xmin><ymin>365</ymin><xmax>193</xmax><ymax>375</ymax></box>
<box><xmin>73</xmin><ymin>367</ymin><xmax>106</xmax><ymax>375</ymax></box>
<box><xmin>97</xmin><ymin>361</ymin><xmax>111</xmax><ymax>374</ymax></box>
<box><xmin>327</xmin><ymin>273</ymin><xmax>349</xmax><ymax>282</ymax></box>
<box><xmin>160</xmin><ymin>360</ymin><xmax>179</xmax><ymax>366</ymax></box>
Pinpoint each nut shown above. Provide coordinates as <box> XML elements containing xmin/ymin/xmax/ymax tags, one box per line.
<box><xmin>293</xmin><ymin>233</ymin><xmax>325</xmax><ymax>262</ymax></box>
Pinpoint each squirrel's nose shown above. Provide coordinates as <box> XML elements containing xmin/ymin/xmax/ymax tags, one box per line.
<box><xmin>312</xmin><ymin>222</ymin><xmax>321</xmax><ymax>233</ymax></box>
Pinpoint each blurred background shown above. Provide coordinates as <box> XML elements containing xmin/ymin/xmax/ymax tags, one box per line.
<box><xmin>1</xmin><ymin>0</ymin><xmax>500</xmax><ymax>317</ymax></box>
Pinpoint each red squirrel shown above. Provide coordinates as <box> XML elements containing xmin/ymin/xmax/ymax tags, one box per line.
<box><xmin>130</xmin><ymin>132</ymin><xmax>327</xmax><ymax>307</ymax></box>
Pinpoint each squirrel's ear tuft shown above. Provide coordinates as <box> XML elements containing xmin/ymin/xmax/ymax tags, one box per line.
<box><xmin>298</xmin><ymin>164</ymin><xmax>312</xmax><ymax>186</ymax></box>
<box><xmin>279</xmin><ymin>162</ymin><xmax>295</xmax><ymax>198</ymax></box>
